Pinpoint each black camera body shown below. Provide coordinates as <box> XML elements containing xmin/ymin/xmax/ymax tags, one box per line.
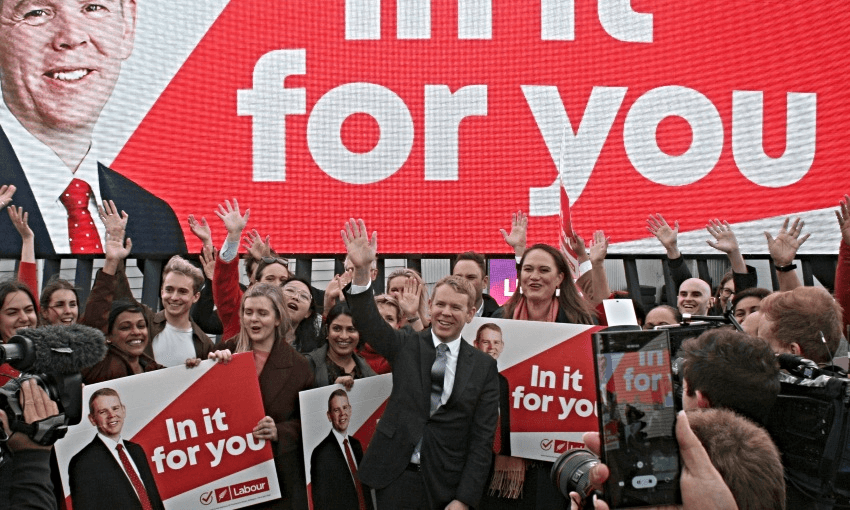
<box><xmin>0</xmin><ymin>325</ymin><xmax>106</xmax><ymax>449</ymax></box>
<box><xmin>0</xmin><ymin>335</ymin><xmax>84</xmax><ymax>447</ymax></box>
<box><xmin>766</xmin><ymin>355</ymin><xmax>850</xmax><ymax>509</ymax></box>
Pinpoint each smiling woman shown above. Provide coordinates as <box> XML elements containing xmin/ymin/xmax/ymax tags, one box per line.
<box><xmin>306</xmin><ymin>302</ymin><xmax>376</xmax><ymax>388</ymax></box>
<box><xmin>82</xmin><ymin>301</ymin><xmax>164</xmax><ymax>385</ymax></box>
<box><xmin>0</xmin><ymin>280</ymin><xmax>37</xmax><ymax>343</ymax></box>
<box><xmin>215</xmin><ymin>283</ymin><xmax>315</xmax><ymax>510</ymax></box>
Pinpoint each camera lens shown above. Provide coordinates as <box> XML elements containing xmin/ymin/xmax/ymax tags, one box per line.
<box><xmin>550</xmin><ymin>448</ymin><xmax>599</xmax><ymax>500</ymax></box>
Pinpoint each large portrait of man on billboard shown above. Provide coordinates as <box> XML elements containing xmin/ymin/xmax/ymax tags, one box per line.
<box><xmin>0</xmin><ymin>0</ymin><xmax>185</xmax><ymax>257</ymax></box>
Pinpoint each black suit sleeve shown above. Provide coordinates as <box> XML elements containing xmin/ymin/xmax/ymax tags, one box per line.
<box><xmin>454</xmin><ymin>358</ymin><xmax>499</xmax><ymax>507</ymax></box>
<box><xmin>8</xmin><ymin>450</ymin><xmax>56</xmax><ymax>510</ymax></box>
<box><xmin>191</xmin><ymin>279</ymin><xmax>224</xmax><ymax>335</ymax></box>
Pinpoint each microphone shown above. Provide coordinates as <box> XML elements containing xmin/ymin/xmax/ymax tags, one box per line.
<box><xmin>5</xmin><ymin>324</ymin><xmax>107</xmax><ymax>374</ymax></box>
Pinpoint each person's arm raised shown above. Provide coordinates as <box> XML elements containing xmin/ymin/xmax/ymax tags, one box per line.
<box><xmin>215</xmin><ymin>199</ymin><xmax>249</xmax><ymax>262</ymax></box>
<box><xmin>705</xmin><ymin>219</ymin><xmax>747</xmax><ymax>274</ymax></box>
<box><xmin>765</xmin><ymin>217</ymin><xmax>808</xmax><ymax>291</ymax></box>
<box><xmin>340</xmin><ymin>218</ymin><xmax>377</xmax><ymax>286</ymax></box>
<box><xmin>587</xmin><ymin>231</ymin><xmax>611</xmax><ymax>307</ymax></box>
<box><xmin>188</xmin><ymin>214</ymin><xmax>214</xmax><ymax>253</ymax></box>
<box><xmin>500</xmin><ymin>210</ymin><xmax>528</xmax><ymax>260</ymax></box>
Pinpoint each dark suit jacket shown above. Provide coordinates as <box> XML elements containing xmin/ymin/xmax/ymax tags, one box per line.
<box><xmin>310</xmin><ymin>431</ymin><xmax>373</xmax><ymax>510</ymax></box>
<box><xmin>68</xmin><ymin>435</ymin><xmax>165</xmax><ymax>510</ymax></box>
<box><xmin>496</xmin><ymin>373</ymin><xmax>511</xmax><ymax>456</ymax></box>
<box><xmin>0</xmin><ymin>125</ymin><xmax>186</xmax><ymax>258</ymax></box>
<box><xmin>220</xmin><ymin>337</ymin><xmax>314</xmax><ymax>509</ymax></box>
<box><xmin>344</xmin><ymin>284</ymin><xmax>499</xmax><ymax>509</ymax></box>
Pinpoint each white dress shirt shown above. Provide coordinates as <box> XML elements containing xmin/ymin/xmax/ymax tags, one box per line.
<box><xmin>0</xmin><ymin>101</ymin><xmax>106</xmax><ymax>253</ymax></box>
<box><xmin>97</xmin><ymin>433</ymin><xmax>145</xmax><ymax>499</ymax></box>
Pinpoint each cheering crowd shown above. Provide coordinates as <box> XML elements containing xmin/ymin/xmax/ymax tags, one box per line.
<box><xmin>0</xmin><ymin>188</ymin><xmax>847</xmax><ymax>509</ymax></box>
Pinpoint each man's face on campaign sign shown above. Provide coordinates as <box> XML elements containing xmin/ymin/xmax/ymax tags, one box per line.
<box><xmin>327</xmin><ymin>395</ymin><xmax>352</xmax><ymax>434</ymax></box>
<box><xmin>0</xmin><ymin>0</ymin><xmax>136</xmax><ymax>133</ymax></box>
<box><xmin>89</xmin><ymin>394</ymin><xmax>125</xmax><ymax>440</ymax></box>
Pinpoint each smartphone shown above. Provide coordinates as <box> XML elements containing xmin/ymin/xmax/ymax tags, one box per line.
<box><xmin>592</xmin><ymin>329</ymin><xmax>681</xmax><ymax>508</ymax></box>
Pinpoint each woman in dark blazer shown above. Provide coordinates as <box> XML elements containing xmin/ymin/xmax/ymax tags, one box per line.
<box><xmin>218</xmin><ymin>283</ymin><xmax>314</xmax><ymax>510</ymax></box>
<box><xmin>306</xmin><ymin>302</ymin><xmax>376</xmax><ymax>388</ymax></box>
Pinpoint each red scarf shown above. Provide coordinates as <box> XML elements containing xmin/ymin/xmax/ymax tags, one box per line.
<box><xmin>512</xmin><ymin>296</ymin><xmax>560</xmax><ymax>322</ymax></box>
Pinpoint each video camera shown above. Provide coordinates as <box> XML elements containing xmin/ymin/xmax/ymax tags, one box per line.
<box><xmin>0</xmin><ymin>325</ymin><xmax>106</xmax><ymax>453</ymax></box>
<box><xmin>767</xmin><ymin>354</ymin><xmax>850</xmax><ymax>509</ymax></box>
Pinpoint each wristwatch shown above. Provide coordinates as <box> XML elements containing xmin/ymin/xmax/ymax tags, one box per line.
<box><xmin>775</xmin><ymin>263</ymin><xmax>797</xmax><ymax>272</ymax></box>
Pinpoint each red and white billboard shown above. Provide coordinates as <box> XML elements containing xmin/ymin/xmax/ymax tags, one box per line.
<box><xmin>3</xmin><ymin>1</ymin><xmax>848</xmax><ymax>255</ymax></box>
<box><xmin>55</xmin><ymin>355</ymin><xmax>280</xmax><ymax>509</ymax></box>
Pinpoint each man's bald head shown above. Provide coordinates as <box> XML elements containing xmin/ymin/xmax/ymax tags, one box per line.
<box><xmin>678</xmin><ymin>278</ymin><xmax>711</xmax><ymax>315</ymax></box>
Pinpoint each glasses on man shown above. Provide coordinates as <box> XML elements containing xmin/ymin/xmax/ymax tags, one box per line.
<box><xmin>283</xmin><ymin>286</ymin><xmax>311</xmax><ymax>303</ymax></box>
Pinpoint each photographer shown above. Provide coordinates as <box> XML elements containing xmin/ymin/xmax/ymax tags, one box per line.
<box><xmin>569</xmin><ymin>409</ymin><xmax>784</xmax><ymax>510</ymax></box>
<box><xmin>679</xmin><ymin>329</ymin><xmax>780</xmax><ymax>426</ymax></box>
<box><xmin>754</xmin><ymin>286</ymin><xmax>844</xmax><ymax>365</ymax></box>
<box><xmin>0</xmin><ymin>378</ymin><xmax>61</xmax><ymax>510</ymax></box>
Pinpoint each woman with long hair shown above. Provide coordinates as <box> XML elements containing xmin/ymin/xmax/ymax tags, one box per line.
<box><xmin>280</xmin><ymin>276</ymin><xmax>322</xmax><ymax>353</ymax></box>
<box><xmin>218</xmin><ymin>283</ymin><xmax>314</xmax><ymax>510</ymax></box>
<box><xmin>491</xmin><ymin>243</ymin><xmax>595</xmax><ymax>510</ymax></box>
<box><xmin>494</xmin><ymin>243</ymin><xmax>595</xmax><ymax>324</ymax></box>
<box><xmin>306</xmin><ymin>302</ymin><xmax>376</xmax><ymax>388</ymax></box>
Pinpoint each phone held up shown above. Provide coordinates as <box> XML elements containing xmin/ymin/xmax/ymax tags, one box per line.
<box><xmin>591</xmin><ymin>328</ymin><xmax>682</xmax><ymax>508</ymax></box>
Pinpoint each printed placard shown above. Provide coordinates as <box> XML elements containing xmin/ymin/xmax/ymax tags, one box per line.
<box><xmin>55</xmin><ymin>354</ymin><xmax>280</xmax><ymax>509</ymax></box>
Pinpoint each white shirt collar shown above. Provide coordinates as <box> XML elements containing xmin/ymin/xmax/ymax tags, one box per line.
<box><xmin>430</xmin><ymin>331</ymin><xmax>462</xmax><ymax>356</ymax></box>
<box><xmin>0</xmin><ymin>100</ymin><xmax>104</xmax><ymax>253</ymax></box>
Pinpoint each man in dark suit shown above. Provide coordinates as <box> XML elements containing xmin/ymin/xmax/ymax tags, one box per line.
<box><xmin>310</xmin><ymin>389</ymin><xmax>374</xmax><ymax>510</ymax></box>
<box><xmin>342</xmin><ymin>219</ymin><xmax>500</xmax><ymax>510</ymax></box>
<box><xmin>69</xmin><ymin>388</ymin><xmax>164</xmax><ymax>510</ymax></box>
<box><xmin>0</xmin><ymin>0</ymin><xmax>185</xmax><ymax>258</ymax></box>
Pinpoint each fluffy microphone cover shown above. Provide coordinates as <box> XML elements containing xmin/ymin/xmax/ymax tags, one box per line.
<box><xmin>19</xmin><ymin>324</ymin><xmax>108</xmax><ymax>374</ymax></box>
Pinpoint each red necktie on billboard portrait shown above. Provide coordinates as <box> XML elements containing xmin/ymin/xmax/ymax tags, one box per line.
<box><xmin>343</xmin><ymin>438</ymin><xmax>367</xmax><ymax>510</ymax></box>
<box><xmin>116</xmin><ymin>443</ymin><xmax>154</xmax><ymax>510</ymax></box>
<box><xmin>59</xmin><ymin>178</ymin><xmax>102</xmax><ymax>254</ymax></box>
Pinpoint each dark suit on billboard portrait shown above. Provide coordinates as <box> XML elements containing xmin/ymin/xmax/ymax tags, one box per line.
<box><xmin>310</xmin><ymin>431</ymin><xmax>374</xmax><ymax>510</ymax></box>
<box><xmin>68</xmin><ymin>435</ymin><xmax>165</xmax><ymax>510</ymax></box>
<box><xmin>343</xmin><ymin>284</ymin><xmax>500</xmax><ymax>509</ymax></box>
<box><xmin>0</xmin><ymin>125</ymin><xmax>186</xmax><ymax>258</ymax></box>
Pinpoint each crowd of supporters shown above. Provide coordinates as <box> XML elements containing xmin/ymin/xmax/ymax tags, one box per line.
<box><xmin>0</xmin><ymin>186</ymin><xmax>849</xmax><ymax>510</ymax></box>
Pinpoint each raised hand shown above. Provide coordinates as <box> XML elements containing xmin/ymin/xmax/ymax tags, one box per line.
<box><xmin>104</xmin><ymin>231</ymin><xmax>132</xmax><ymax>262</ymax></box>
<box><xmin>215</xmin><ymin>199</ymin><xmax>249</xmax><ymax>242</ymax></box>
<box><xmin>705</xmin><ymin>219</ymin><xmax>740</xmax><ymax>254</ymax></box>
<box><xmin>500</xmin><ymin>210</ymin><xmax>528</xmax><ymax>255</ymax></box>
<box><xmin>568</xmin><ymin>232</ymin><xmax>589</xmax><ymax>264</ymax></box>
<box><xmin>0</xmin><ymin>184</ymin><xmax>16</xmax><ymax>209</ymax></box>
<box><xmin>646</xmin><ymin>213</ymin><xmax>680</xmax><ymax>257</ymax></box>
<box><xmin>836</xmin><ymin>194</ymin><xmax>850</xmax><ymax>247</ymax></box>
<box><xmin>398</xmin><ymin>277</ymin><xmax>423</xmax><ymax>319</ymax></box>
<box><xmin>188</xmin><ymin>214</ymin><xmax>212</xmax><ymax>246</ymax></box>
<box><xmin>242</xmin><ymin>229</ymin><xmax>272</xmax><ymax>260</ymax></box>
<box><xmin>98</xmin><ymin>200</ymin><xmax>128</xmax><ymax>239</ymax></box>
<box><xmin>199</xmin><ymin>244</ymin><xmax>216</xmax><ymax>281</ymax></box>
<box><xmin>588</xmin><ymin>230</ymin><xmax>608</xmax><ymax>266</ymax></box>
<box><xmin>7</xmin><ymin>206</ymin><xmax>32</xmax><ymax>242</ymax></box>
<box><xmin>341</xmin><ymin>218</ymin><xmax>377</xmax><ymax>270</ymax></box>
<box><xmin>765</xmin><ymin>217</ymin><xmax>810</xmax><ymax>266</ymax></box>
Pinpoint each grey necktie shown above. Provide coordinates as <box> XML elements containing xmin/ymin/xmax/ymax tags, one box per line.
<box><xmin>430</xmin><ymin>343</ymin><xmax>449</xmax><ymax>415</ymax></box>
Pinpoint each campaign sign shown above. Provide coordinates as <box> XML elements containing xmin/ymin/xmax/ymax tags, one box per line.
<box><xmin>462</xmin><ymin>318</ymin><xmax>603</xmax><ymax>461</ymax></box>
<box><xmin>300</xmin><ymin>374</ymin><xmax>392</xmax><ymax>510</ymax></box>
<box><xmin>55</xmin><ymin>354</ymin><xmax>280</xmax><ymax>509</ymax></box>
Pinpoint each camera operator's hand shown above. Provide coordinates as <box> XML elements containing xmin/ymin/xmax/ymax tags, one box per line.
<box><xmin>571</xmin><ymin>411</ymin><xmax>738</xmax><ymax>510</ymax></box>
<box><xmin>0</xmin><ymin>379</ymin><xmax>59</xmax><ymax>452</ymax></box>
